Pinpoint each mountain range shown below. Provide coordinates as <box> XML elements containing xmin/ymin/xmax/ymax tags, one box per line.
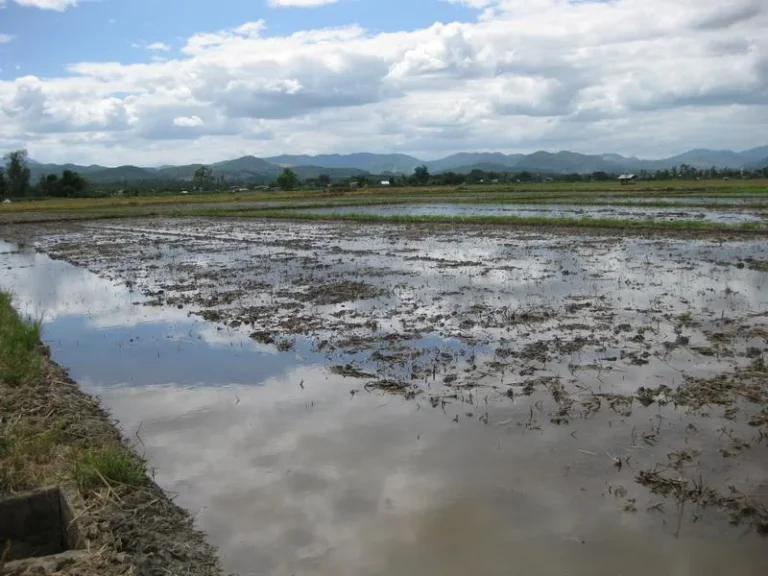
<box><xmin>25</xmin><ymin>146</ymin><xmax>768</xmax><ymax>184</ymax></box>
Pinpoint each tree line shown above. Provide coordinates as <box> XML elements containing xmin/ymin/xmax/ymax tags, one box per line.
<box><xmin>294</xmin><ymin>163</ymin><xmax>768</xmax><ymax>190</ymax></box>
<box><xmin>0</xmin><ymin>149</ymin><xmax>88</xmax><ymax>201</ymax></box>
<box><xmin>2</xmin><ymin>148</ymin><xmax>767</xmax><ymax>200</ymax></box>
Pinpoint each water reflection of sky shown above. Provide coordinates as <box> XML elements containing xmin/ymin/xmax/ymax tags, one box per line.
<box><xmin>0</xmin><ymin>241</ymin><xmax>306</xmax><ymax>387</ymax></box>
<box><xmin>2</xmin><ymin>234</ymin><xmax>768</xmax><ymax>576</ymax></box>
<box><xmin>0</xmin><ymin>241</ymin><xmax>479</xmax><ymax>388</ymax></box>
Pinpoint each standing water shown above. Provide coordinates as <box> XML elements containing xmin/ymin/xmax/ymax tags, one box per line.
<box><xmin>1</xmin><ymin>224</ymin><xmax>767</xmax><ymax>576</ymax></box>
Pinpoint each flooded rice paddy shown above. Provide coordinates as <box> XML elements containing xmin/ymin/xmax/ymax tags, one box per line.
<box><xmin>2</xmin><ymin>218</ymin><xmax>768</xmax><ymax>575</ymax></box>
<box><xmin>600</xmin><ymin>196</ymin><xmax>768</xmax><ymax>206</ymax></box>
<box><xmin>297</xmin><ymin>203</ymin><xmax>768</xmax><ymax>224</ymax></box>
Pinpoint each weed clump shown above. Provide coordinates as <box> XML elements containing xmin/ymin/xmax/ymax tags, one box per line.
<box><xmin>72</xmin><ymin>447</ymin><xmax>147</xmax><ymax>491</ymax></box>
<box><xmin>0</xmin><ymin>292</ymin><xmax>43</xmax><ymax>386</ymax></box>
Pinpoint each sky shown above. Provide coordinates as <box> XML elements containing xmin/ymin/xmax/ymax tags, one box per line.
<box><xmin>0</xmin><ymin>0</ymin><xmax>766</xmax><ymax>166</ymax></box>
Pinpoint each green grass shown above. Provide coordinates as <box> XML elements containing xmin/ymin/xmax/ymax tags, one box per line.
<box><xmin>1</xmin><ymin>291</ymin><xmax>149</xmax><ymax>496</ymax></box>
<box><xmin>0</xmin><ymin>292</ymin><xmax>43</xmax><ymax>386</ymax></box>
<box><xmin>4</xmin><ymin>194</ymin><xmax>767</xmax><ymax>228</ymax></box>
<box><xmin>180</xmin><ymin>195</ymin><xmax>768</xmax><ymax>212</ymax></box>
<box><xmin>185</xmin><ymin>208</ymin><xmax>768</xmax><ymax>234</ymax></box>
<box><xmin>72</xmin><ymin>446</ymin><xmax>147</xmax><ymax>491</ymax></box>
<box><xmin>0</xmin><ymin>187</ymin><xmax>359</xmax><ymax>213</ymax></box>
<box><xmin>2</xmin><ymin>179</ymin><xmax>766</xmax><ymax>215</ymax></box>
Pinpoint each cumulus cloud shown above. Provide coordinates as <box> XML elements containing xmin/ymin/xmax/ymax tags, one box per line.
<box><xmin>267</xmin><ymin>0</ymin><xmax>339</xmax><ymax>6</ymax></box>
<box><xmin>173</xmin><ymin>115</ymin><xmax>204</xmax><ymax>128</ymax></box>
<box><xmin>146</xmin><ymin>42</ymin><xmax>171</xmax><ymax>52</ymax></box>
<box><xmin>0</xmin><ymin>34</ymin><xmax>14</xmax><ymax>44</ymax></box>
<box><xmin>0</xmin><ymin>0</ymin><xmax>766</xmax><ymax>165</ymax></box>
<box><xmin>13</xmin><ymin>0</ymin><xmax>78</xmax><ymax>10</ymax></box>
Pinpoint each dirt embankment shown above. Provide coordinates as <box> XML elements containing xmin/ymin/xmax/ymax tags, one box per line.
<box><xmin>0</xmin><ymin>294</ymin><xmax>223</xmax><ymax>576</ymax></box>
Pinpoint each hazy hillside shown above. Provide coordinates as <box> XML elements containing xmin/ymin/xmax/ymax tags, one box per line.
<box><xmin>266</xmin><ymin>153</ymin><xmax>422</xmax><ymax>174</ymax></box>
<box><xmin>426</xmin><ymin>153</ymin><xmax>521</xmax><ymax>173</ymax></box>
<box><xmin>21</xmin><ymin>145</ymin><xmax>768</xmax><ymax>184</ymax></box>
<box><xmin>213</xmin><ymin>155</ymin><xmax>277</xmax><ymax>174</ymax></box>
<box><xmin>746</xmin><ymin>156</ymin><xmax>768</xmax><ymax>170</ymax></box>
<box><xmin>741</xmin><ymin>146</ymin><xmax>768</xmax><ymax>164</ymax></box>
<box><xmin>513</xmin><ymin>151</ymin><xmax>624</xmax><ymax>174</ymax></box>
<box><xmin>657</xmin><ymin>149</ymin><xmax>749</xmax><ymax>169</ymax></box>
<box><xmin>154</xmin><ymin>164</ymin><xmax>206</xmax><ymax>180</ymax></box>
<box><xmin>447</xmin><ymin>162</ymin><xmax>524</xmax><ymax>175</ymax></box>
<box><xmin>85</xmin><ymin>166</ymin><xmax>159</xmax><ymax>182</ymax></box>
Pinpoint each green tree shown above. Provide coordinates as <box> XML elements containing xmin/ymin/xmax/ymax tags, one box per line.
<box><xmin>0</xmin><ymin>168</ymin><xmax>7</xmax><ymax>201</ymax></box>
<box><xmin>61</xmin><ymin>169</ymin><xmax>87</xmax><ymax>196</ymax></box>
<box><xmin>276</xmin><ymin>168</ymin><xmax>299</xmax><ymax>191</ymax></box>
<box><xmin>4</xmin><ymin>149</ymin><xmax>31</xmax><ymax>197</ymax></box>
<box><xmin>37</xmin><ymin>170</ymin><xmax>87</xmax><ymax>197</ymax></box>
<box><xmin>412</xmin><ymin>165</ymin><xmax>430</xmax><ymax>185</ymax></box>
<box><xmin>355</xmin><ymin>175</ymin><xmax>368</xmax><ymax>187</ymax></box>
<box><xmin>317</xmin><ymin>174</ymin><xmax>331</xmax><ymax>187</ymax></box>
<box><xmin>39</xmin><ymin>173</ymin><xmax>59</xmax><ymax>197</ymax></box>
<box><xmin>467</xmin><ymin>169</ymin><xmax>486</xmax><ymax>184</ymax></box>
<box><xmin>193</xmin><ymin>165</ymin><xmax>214</xmax><ymax>191</ymax></box>
<box><xmin>440</xmin><ymin>171</ymin><xmax>464</xmax><ymax>185</ymax></box>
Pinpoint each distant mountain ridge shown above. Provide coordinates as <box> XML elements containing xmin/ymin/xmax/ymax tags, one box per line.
<box><xmin>24</xmin><ymin>146</ymin><xmax>768</xmax><ymax>184</ymax></box>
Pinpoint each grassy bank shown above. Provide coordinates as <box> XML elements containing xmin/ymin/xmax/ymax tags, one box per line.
<box><xmin>2</xmin><ymin>179</ymin><xmax>767</xmax><ymax>215</ymax></box>
<box><xmin>187</xmin><ymin>208</ymin><xmax>768</xmax><ymax>234</ymax></box>
<box><xmin>170</xmin><ymin>194</ymin><xmax>768</xmax><ymax>213</ymax></box>
<box><xmin>2</xmin><ymin>178</ymin><xmax>766</xmax><ymax>232</ymax></box>
<box><xmin>0</xmin><ymin>291</ymin><xmax>220</xmax><ymax>574</ymax></box>
<box><xmin>0</xmin><ymin>290</ymin><xmax>144</xmax><ymax>510</ymax></box>
<box><xmin>3</xmin><ymin>194</ymin><xmax>767</xmax><ymax>228</ymax></box>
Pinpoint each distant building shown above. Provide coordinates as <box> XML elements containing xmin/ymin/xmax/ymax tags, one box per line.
<box><xmin>618</xmin><ymin>174</ymin><xmax>637</xmax><ymax>184</ymax></box>
<box><xmin>2</xmin><ymin>199</ymin><xmax>11</xmax><ymax>204</ymax></box>
<box><xmin>380</xmin><ymin>180</ymin><xmax>391</xmax><ymax>186</ymax></box>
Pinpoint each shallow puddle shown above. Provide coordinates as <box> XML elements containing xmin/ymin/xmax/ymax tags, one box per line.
<box><xmin>1</xmin><ymin>222</ymin><xmax>768</xmax><ymax>576</ymax></box>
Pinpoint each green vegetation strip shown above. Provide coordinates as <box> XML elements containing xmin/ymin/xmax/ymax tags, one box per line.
<box><xmin>0</xmin><ymin>291</ymin><xmax>221</xmax><ymax>573</ymax></box>
<box><xmin>186</xmin><ymin>208</ymin><xmax>768</xmax><ymax>233</ymax></box>
<box><xmin>0</xmin><ymin>291</ymin><xmax>144</xmax><ymax>493</ymax></box>
<box><xmin>196</xmin><ymin>196</ymin><xmax>768</xmax><ymax>212</ymax></box>
<box><xmin>2</xmin><ymin>179</ymin><xmax>767</xmax><ymax>214</ymax></box>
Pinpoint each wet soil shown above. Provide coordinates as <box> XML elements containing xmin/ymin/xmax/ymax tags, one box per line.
<box><xmin>2</xmin><ymin>217</ymin><xmax>768</xmax><ymax>574</ymax></box>
<box><xmin>299</xmin><ymin>202</ymin><xmax>768</xmax><ymax>225</ymax></box>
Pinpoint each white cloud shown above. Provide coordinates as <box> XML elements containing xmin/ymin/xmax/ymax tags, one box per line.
<box><xmin>0</xmin><ymin>0</ymin><xmax>766</xmax><ymax>165</ymax></box>
<box><xmin>13</xmin><ymin>0</ymin><xmax>78</xmax><ymax>10</ymax></box>
<box><xmin>146</xmin><ymin>42</ymin><xmax>171</xmax><ymax>52</ymax></box>
<box><xmin>173</xmin><ymin>115</ymin><xmax>204</xmax><ymax>127</ymax></box>
<box><xmin>267</xmin><ymin>0</ymin><xmax>339</xmax><ymax>6</ymax></box>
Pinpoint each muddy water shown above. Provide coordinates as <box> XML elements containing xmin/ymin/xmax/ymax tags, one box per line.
<box><xmin>298</xmin><ymin>203</ymin><xmax>767</xmax><ymax>224</ymax></box>
<box><xmin>1</xmin><ymin>224</ymin><xmax>768</xmax><ymax>576</ymax></box>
